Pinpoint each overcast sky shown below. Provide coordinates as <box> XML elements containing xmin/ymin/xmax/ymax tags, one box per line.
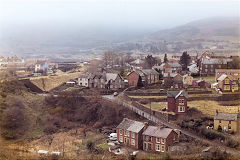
<box><xmin>0</xmin><ymin>0</ymin><xmax>239</xmax><ymax>32</ymax></box>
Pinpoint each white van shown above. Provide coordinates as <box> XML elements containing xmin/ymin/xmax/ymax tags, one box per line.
<box><xmin>108</xmin><ymin>133</ymin><xmax>117</xmax><ymax>141</ymax></box>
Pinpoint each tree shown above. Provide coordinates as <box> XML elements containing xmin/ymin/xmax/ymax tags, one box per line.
<box><xmin>144</xmin><ymin>55</ymin><xmax>157</xmax><ymax>69</ymax></box>
<box><xmin>164</xmin><ymin>54</ymin><xmax>168</xmax><ymax>63</ymax></box>
<box><xmin>179</xmin><ymin>51</ymin><xmax>191</xmax><ymax>71</ymax></box>
<box><xmin>228</xmin><ymin>57</ymin><xmax>240</xmax><ymax>69</ymax></box>
<box><xmin>1</xmin><ymin>97</ymin><xmax>27</xmax><ymax>139</ymax></box>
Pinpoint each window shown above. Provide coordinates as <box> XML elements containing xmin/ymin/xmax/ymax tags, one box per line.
<box><xmin>205</xmin><ymin>65</ymin><xmax>208</xmax><ymax>68</ymax></box>
<box><xmin>144</xmin><ymin>143</ymin><xmax>147</xmax><ymax>150</ymax></box>
<box><xmin>234</xmin><ymin>73</ymin><xmax>239</xmax><ymax>76</ymax></box>
<box><xmin>161</xmin><ymin>138</ymin><xmax>165</xmax><ymax>144</ymax></box>
<box><xmin>125</xmin><ymin>130</ymin><xmax>129</xmax><ymax>136</ymax></box>
<box><xmin>131</xmin><ymin>132</ymin><xmax>135</xmax><ymax>138</ymax></box>
<box><xmin>131</xmin><ymin>139</ymin><xmax>135</xmax><ymax>146</ymax></box>
<box><xmin>229</xmin><ymin>121</ymin><xmax>231</xmax><ymax>124</ymax></box>
<box><xmin>211</xmin><ymin>65</ymin><xmax>213</xmax><ymax>68</ymax></box>
<box><xmin>161</xmin><ymin>145</ymin><xmax>165</xmax><ymax>152</ymax></box>
<box><xmin>156</xmin><ymin>144</ymin><xmax>160</xmax><ymax>151</ymax></box>
<box><xmin>178</xmin><ymin>106</ymin><xmax>185</xmax><ymax>112</ymax></box>
<box><xmin>224</xmin><ymin>85</ymin><xmax>230</xmax><ymax>90</ymax></box>
<box><xmin>219</xmin><ymin>120</ymin><xmax>221</xmax><ymax>124</ymax></box>
<box><xmin>119</xmin><ymin>129</ymin><xmax>123</xmax><ymax>135</ymax></box>
<box><xmin>179</xmin><ymin>99</ymin><xmax>184</xmax><ymax>105</ymax></box>
<box><xmin>149</xmin><ymin>136</ymin><xmax>152</xmax><ymax>142</ymax></box>
<box><xmin>232</xmin><ymin>85</ymin><xmax>238</xmax><ymax>91</ymax></box>
<box><xmin>225</xmin><ymin>79</ymin><xmax>230</xmax><ymax>84</ymax></box>
<box><xmin>205</xmin><ymin>69</ymin><xmax>208</xmax><ymax>72</ymax></box>
<box><xmin>228</xmin><ymin>125</ymin><xmax>232</xmax><ymax>130</ymax></box>
<box><xmin>119</xmin><ymin>136</ymin><xmax>123</xmax><ymax>142</ymax></box>
<box><xmin>148</xmin><ymin>143</ymin><xmax>152</xmax><ymax>150</ymax></box>
<box><xmin>156</xmin><ymin>137</ymin><xmax>160</xmax><ymax>143</ymax></box>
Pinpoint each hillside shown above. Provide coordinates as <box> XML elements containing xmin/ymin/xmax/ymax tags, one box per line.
<box><xmin>149</xmin><ymin>17</ymin><xmax>240</xmax><ymax>41</ymax></box>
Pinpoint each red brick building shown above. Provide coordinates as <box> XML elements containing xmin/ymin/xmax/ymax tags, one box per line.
<box><xmin>116</xmin><ymin>118</ymin><xmax>147</xmax><ymax>149</ymax></box>
<box><xmin>127</xmin><ymin>71</ymin><xmax>141</xmax><ymax>87</ymax></box>
<box><xmin>142</xmin><ymin>126</ymin><xmax>179</xmax><ymax>153</ymax></box>
<box><xmin>167</xmin><ymin>90</ymin><xmax>188</xmax><ymax>114</ymax></box>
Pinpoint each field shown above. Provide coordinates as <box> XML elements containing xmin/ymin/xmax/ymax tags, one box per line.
<box><xmin>188</xmin><ymin>100</ymin><xmax>240</xmax><ymax>116</ymax></box>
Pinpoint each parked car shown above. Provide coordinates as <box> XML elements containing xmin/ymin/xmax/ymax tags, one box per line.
<box><xmin>113</xmin><ymin>92</ymin><xmax>119</xmax><ymax>96</ymax></box>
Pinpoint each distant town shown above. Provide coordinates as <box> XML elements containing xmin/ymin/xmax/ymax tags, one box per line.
<box><xmin>0</xmin><ymin>49</ymin><xmax>239</xmax><ymax>159</ymax></box>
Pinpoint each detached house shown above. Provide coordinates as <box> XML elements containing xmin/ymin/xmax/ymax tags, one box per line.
<box><xmin>183</xmin><ymin>75</ymin><xmax>193</xmax><ymax>86</ymax></box>
<box><xmin>167</xmin><ymin>90</ymin><xmax>188</xmax><ymax>114</ymax></box>
<box><xmin>116</xmin><ymin>118</ymin><xmax>147</xmax><ymax>149</ymax></box>
<box><xmin>215</xmin><ymin>69</ymin><xmax>240</xmax><ymax>81</ymax></box>
<box><xmin>143</xmin><ymin>126</ymin><xmax>179</xmax><ymax>153</ymax></box>
<box><xmin>214</xmin><ymin>112</ymin><xmax>240</xmax><ymax>133</ymax></box>
<box><xmin>163</xmin><ymin>73</ymin><xmax>183</xmax><ymax>88</ymax></box>
<box><xmin>127</xmin><ymin>69</ymin><xmax>159</xmax><ymax>87</ymax></box>
<box><xmin>217</xmin><ymin>74</ymin><xmax>239</xmax><ymax>92</ymax></box>
<box><xmin>35</xmin><ymin>60</ymin><xmax>48</xmax><ymax>73</ymax></box>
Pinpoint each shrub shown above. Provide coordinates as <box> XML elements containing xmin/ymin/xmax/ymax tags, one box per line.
<box><xmin>86</xmin><ymin>141</ymin><xmax>95</xmax><ymax>152</ymax></box>
<box><xmin>226</xmin><ymin>138</ymin><xmax>239</xmax><ymax>148</ymax></box>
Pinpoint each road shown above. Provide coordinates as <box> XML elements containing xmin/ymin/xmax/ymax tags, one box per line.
<box><xmin>102</xmin><ymin>94</ymin><xmax>240</xmax><ymax>156</ymax></box>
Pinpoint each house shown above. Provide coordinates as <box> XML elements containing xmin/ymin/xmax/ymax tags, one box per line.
<box><xmin>140</xmin><ymin>69</ymin><xmax>159</xmax><ymax>85</ymax></box>
<box><xmin>142</xmin><ymin>126</ymin><xmax>179</xmax><ymax>153</ymax></box>
<box><xmin>182</xmin><ymin>75</ymin><xmax>193</xmax><ymax>86</ymax></box>
<box><xmin>116</xmin><ymin>118</ymin><xmax>147</xmax><ymax>149</ymax></box>
<box><xmin>168</xmin><ymin>62</ymin><xmax>182</xmax><ymax>73</ymax></box>
<box><xmin>127</xmin><ymin>69</ymin><xmax>159</xmax><ymax>87</ymax></box>
<box><xmin>215</xmin><ymin>69</ymin><xmax>240</xmax><ymax>81</ymax></box>
<box><xmin>214</xmin><ymin>111</ymin><xmax>240</xmax><ymax>133</ymax></box>
<box><xmin>158</xmin><ymin>63</ymin><xmax>173</xmax><ymax>74</ymax></box>
<box><xmin>167</xmin><ymin>90</ymin><xmax>188</xmax><ymax>114</ymax></box>
<box><xmin>78</xmin><ymin>74</ymin><xmax>91</xmax><ymax>87</ymax></box>
<box><xmin>217</xmin><ymin>74</ymin><xmax>239</xmax><ymax>92</ymax></box>
<box><xmin>127</xmin><ymin>71</ymin><xmax>141</xmax><ymax>87</ymax></box>
<box><xmin>105</xmin><ymin>73</ymin><xmax>125</xmax><ymax>89</ymax></box>
<box><xmin>35</xmin><ymin>61</ymin><xmax>48</xmax><ymax>73</ymax></box>
<box><xmin>200</xmin><ymin>58</ymin><xmax>231</xmax><ymax>76</ymax></box>
<box><xmin>130</xmin><ymin>59</ymin><xmax>145</xmax><ymax>69</ymax></box>
<box><xmin>163</xmin><ymin>73</ymin><xmax>183</xmax><ymax>88</ymax></box>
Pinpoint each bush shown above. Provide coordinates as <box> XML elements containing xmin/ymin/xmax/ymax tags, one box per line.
<box><xmin>199</xmin><ymin>127</ymin><xmax>226</xmax><ymax>140</ymax></box>
<box><xmin>226</xmin><ymin>138</ymin><xmax>239</xmax><ymax>148</ymax></box>
<box><xmin>86</xmin><ymin>141</ymin><xmax>95</xmax><ymax>152</ymax></box>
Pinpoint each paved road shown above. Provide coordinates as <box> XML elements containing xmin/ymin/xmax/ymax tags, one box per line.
<box><xmin>102</xmin><ymin>94</ymin><xmax>240</xmax><ymax>156</ymax></box>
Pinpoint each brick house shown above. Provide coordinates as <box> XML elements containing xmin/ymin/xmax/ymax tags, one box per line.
<box><xmin>127</xmin><ymin>69</ymin><xmax>159</xmax><ymax>87</ymax></box>
<box><xmin>200</xmin><ymin>58</ymin><xmax>231</xmax><ymax>76</ymax></box>
<box><xmin>163</xmin><ymin>73</ymin><xmax>183</xmax><ymax>88</ymax></box>
<box><xmin>167</xmin><ymin>90</ymin><xmax>188</xmax><ymax>114</ymax></box>
<box><xmin>214</xmin><ymin>112</ymin><xmax>240</xmax><ymax>133</ymax></box>
<box><xmin>127</xmin><ymin>71</ymin><xmax>141</xmax><ymax>87</ymax></box>
<box><xmin>142</xmin><ymin>126</ymin><xmax>179</xmax><ymax>153</ymax></box>
<box><xmin>116</xmin><ymin>118</ymin><xmax>147</xmax><ymax>149</ymax></box>
<box><xmin>217</xmin><ymin>74</ymin><xmax>239</xmax><ymax>92</ymax></box>
<box><xmin>215</xmin><ymin>69</ymin><xmax>240</xmax><ymax>81</ymax></box>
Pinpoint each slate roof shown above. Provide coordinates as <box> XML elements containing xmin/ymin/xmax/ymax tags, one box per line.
<box><xmin>168</xmin><ymin>62</ymin><xmax>181</xmax><ymax>68</ymax></box>
<box><xmin>142</xmin><ymin>126</ymin><xmax>173</xmax><ymax>138</ymax></box>
<box><xmin>106</xmin><ymin>73</ymin><xmax>118</xmax><ymax>81</ymax></box>
<box><xmin>214</xmin><ymin>113</ymin><xmax>238</xmax><ymax>121</ymax></box>
<box><xmin>217</xmin><ymin>74</ymin><xmax>236</xmax><ymax>81</ymax></box>
<box><xmin>167</xmin><ymin>90</ymin><xmax>188</xmax><ymax>99</ymax></box>
<box><xmin>116</xmin><ymin>118</ymin><xmax>145</xmax><ymax>133</ymax></box>
<box><xmin>202</xmin><ymin>58</ymin><xmax>231</xmax><ymax>65</ymax></box>
<box><xmin>141</xmin><ymin>69</ymin><xmax>159</xmax><ymax>75</ymax></box>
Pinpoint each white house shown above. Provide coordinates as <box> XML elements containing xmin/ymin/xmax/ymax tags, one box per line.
<box><xmin>183</xmin><ymin>75</ymin><xmax>193</xmax><ymax>86</ymax></box>
<box><xmin>35</xmin><ymin>61</ymin><xmax>48</xmax><ymax>73</ymax></box>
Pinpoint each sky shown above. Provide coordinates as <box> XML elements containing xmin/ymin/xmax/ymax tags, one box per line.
<box><xmin>0</xmin><ymin>0</ymin><xmax>239</xmax><ymax>32</ymax></box>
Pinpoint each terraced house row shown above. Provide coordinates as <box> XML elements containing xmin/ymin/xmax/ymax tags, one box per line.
<box><xmin>116</xmin><ymin>118</ymin><xmax>179</xmax><ymax>153</ymax></box>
